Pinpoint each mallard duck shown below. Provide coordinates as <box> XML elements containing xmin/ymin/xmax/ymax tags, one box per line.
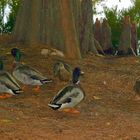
<box><xmin>0</xmin><ymin>60</ymin><xmax>23</xmax><ymax>99</ymax></box>
<box><xmin>53</xmin><ymin>60</ymin><xmax>72</xmax><ymax>81</ymax></box>
<box><xmin>48</xmin><ymin>67</ymin><xmax>85</xmax><ymax>114</ymax></box>
<box><xmin>11</xmin><ymin>48</ymin><xmax>53</xmax><ymax>92</ymax></box>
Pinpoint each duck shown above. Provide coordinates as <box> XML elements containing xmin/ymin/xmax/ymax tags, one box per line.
<box><xmin>11</xmin><ymin>48</ymin><xmax>53</xmax><ymax>92</ymax></box>
<box><xmin>0</xmin><ymin>60</ymin><xmax>23</xmax><ymax>99</ymax></box>
<box><xmin>53</xmin><ymin>60</ymin><xmax>72</xmax><ymax>81</ymax></box>
<box><xmin>48</xmin><ymin>67</ymin><xmax>85</xmax><ymax>114</ymax></box>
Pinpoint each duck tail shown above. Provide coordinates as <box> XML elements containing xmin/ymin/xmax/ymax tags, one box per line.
<box><xmin>48</xmin><ymin>103</ymin><xmax>61</xmax><ymax>110</ymax></box>
<box><xmin>12</xmin><ymin>89</ymin><xmax>23</xmax><ymax>95</ymax></box>
<box><xmin>41</xmin><ymin>79</ymin><xmax>53</xmax><ymax>84</ymax></box>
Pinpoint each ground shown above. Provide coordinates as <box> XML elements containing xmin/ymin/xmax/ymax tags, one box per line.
<box><xmin>0</xmin><ymin>44</ymin><xmax>140</xmax><ymax>140</ymax></box>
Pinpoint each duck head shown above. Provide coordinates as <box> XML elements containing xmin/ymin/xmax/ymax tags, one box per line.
<box><xmin>11</xmin><ymin>48</ymin><xmax>21</xmax><ymax>69</ymax></box>
<box><xmin>58</xmin><ymin>62</ymin><xmax>65</xmax><ymax>71</ymax></box>
<box><xmin>72</xmin><ymin>67</ymin><xmax>84</xmax><ymax>84</ymax></box>
<box><xmin>53</xmin><ymin>61</ymin><xmax>65</xmax><ymax>76</ymax></box>
<box><xmin>11</xmin><ymin>48</ymin><xmax>21</xmax><ymax>62</ymax></box>
<box><xmin>0</xmin><ymin>60</ymin><xmax>4</xmax><ymax>71</ymax></box>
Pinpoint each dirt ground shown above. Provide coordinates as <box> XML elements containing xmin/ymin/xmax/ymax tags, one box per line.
<box><xmin>0</xmin><ymin>45</ymin><xmax>140</xmax><ymax>140</ymax></box>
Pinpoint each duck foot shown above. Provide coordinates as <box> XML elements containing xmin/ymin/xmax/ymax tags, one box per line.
<box><xmin>0</xmin><ymin>94</ymin><xmax>12</xmax><ymax>99</ymax></box>
<box><xmin>133</xmin><ymin>94</ymin><xmax>140</xmax><ymax>101</ymax></box>
<box><xmin>32</xmin><ymin>86</ymin><xmax>41</xmax><ymax>92</ymax></box>
<box><xmin>62</xmin><ymin>108</ymin><xmax>80</xmax><ymax>114</ymax></box>
<box><xmin>22</xmin><ymin>85</ymin><xmax>27</xmax><ymax>91</ymax></box>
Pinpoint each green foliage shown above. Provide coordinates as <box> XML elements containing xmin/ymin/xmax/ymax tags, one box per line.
<box><xmin>5</xmin><ymin>0</ymin><xmax>20</xmax><ymax>33</ymax></box>
<box><xmin>0</xmin><ymin>0</ymin><xmax>20</xmax><ymax>34</ymax></box>
<box><xmin>120</xmin><ymin>0</ymin><xmax>140</xmax><ymax>39</ymax></box>
<box><xmin>104</xmin><ymin>7</ymin><xmax>122</xmax><ymax>48</ymax></box>
<box><xmin>104</xmin><ymin>0</ymin><xmax>140</xmax><ymax>48</ymax></box>
<box><xmin>122</xmin><ymin>0</ymin><xmax>140</xmax><ymax>22</ymax></box>
<box><xmin>0</xmin><ymin>0</ymin><xmax>9</xmax><ymax>33</ymax></box>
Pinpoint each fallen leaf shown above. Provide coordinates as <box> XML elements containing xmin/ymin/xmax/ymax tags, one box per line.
<box><xmin>0</xmin><ymin>119</ymin><xmax>12</xmax><ymax>123</ymax></box>
<box><xmin>93</xmin><ymin>96</ymin><xmax>101</xmax><ymax>100</ymax></box>
<box><xmin>106</xmin><ymin>122</ymin><xmax>111</xmax><ymax>126</ymax></box>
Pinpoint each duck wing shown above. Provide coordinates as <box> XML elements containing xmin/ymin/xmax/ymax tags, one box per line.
<box><xmin>17</xmin><ymin>64</ymin><xmax>47</xmax><ymax>80</ymax></box>
<box><xmin>49</xmin><ymin>84</ymin><xmax>85</xmax><ymax>110</ymax></box>
<box><xmin>53</xmin><ymin>62</ymin><xmax>60</xmax><ymax>76</ymax></box>
<box><xmin>51</xmin><ymin>85</ymin><xmax>81</xmax><ymax>104</ymax></box>
<box><xmin>0</xmin><ymin>72</ymin><xmax>21</xmax><ymax>91</ymax></box>
<box><xmin>5</xmin><ymin>72</ymin><xmax>21</xmax><ymax>88</ymax></box>
<box><xmin>63</xmin><ymin>63</ymin><xmax>72</xmax><ymax>73</ymax></box>
<box><xmin>51</xmin><ymin>86</ymin><xmax>73</xmax><ymax>103</ymax></box>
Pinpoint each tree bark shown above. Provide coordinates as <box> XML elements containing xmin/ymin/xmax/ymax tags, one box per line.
<box><xmin>118</xmin><ymin>16</ymin><xmax>136</xmax><ymax>55</ymax></box>
<box><xmin>101</xmin><ymin>18</ymin><xmax>112</xmax><ymax>54</ymax></box>
<box><xmin>13</xmin><ymin>0</ymin><xmax>81</xmax><ymax>59</ymax></box>
<box><xmin>94</xmin><ymin>18</ymin><xmax>102</xmax><ymax>46</ymax></box>
<box><xmin>13</xmin><ymin>0</ymin><xmax>99</xmax><ymax>59</ymax></box>
<box><xmin>59</xmin><ymin>0</ymin><xmax>81</xmax><ymax>59</ymax></box>
<box><xmin>80</xmin><ymin>0</ymin><xmax>98</xmax><ymax>55</ymax></box>
<box><xmin>131</xmin><ymin>22</ymin><xmax>137</xmax><ymax>55</ymax></box>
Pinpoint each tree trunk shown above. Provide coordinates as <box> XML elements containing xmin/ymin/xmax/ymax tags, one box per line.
<box><xmin>71</xmin><ymin>0</ymin><xmax>81</xmax><ymax>41</ymax></box>
<box><xmin>13</xmin><ymin>0</ymin><xmax>31</xmax><ymax>43</ymax></box>
<box><xmin>94</xmin><ymin>18</ymin><xmax>102</xmax><ymax>47</ymax></box>
<box><xmin>118</xmin><ymin>16</ymin><xmax>136</xmax><ymax>55</ymax></box>
<box><xmin>101</xmin><ymin>18</ymin><xmax>112</xmax><ymax>54</ymax></box>
<box><xmin>94</xmin><ymin>38</ymin><xmax>105</xmax><ymax>55</ymax></box>
<box><xmin>80</xmin><ymin>0</ymin><xmax>98</xmax><ymax>55</ymax></box>
<box><xmin>131</xmin><ymin>22</ymin><xmax>137</xmax><ymax>55</ymax></box>
<box><xmin>59</xmin><ymin>0</ymin><xmax>81</xmax><ymax>59</ymax></box>
<box><xmin>13</xmin><ymin>0</ymin><xmax>81</xmax><ymax>59</ymax></box>
<box><xmin>13</xmin><ymin>0</ymin><xmax>99</xmax><ymax>59</ymax></box>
